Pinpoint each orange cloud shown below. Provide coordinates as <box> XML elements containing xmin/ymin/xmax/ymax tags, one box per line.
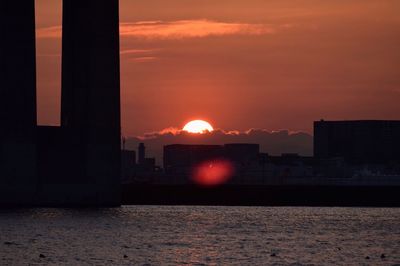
<box><xmin>120</xmin><ymin>49</ymin><xmax>160</xmax><ymax>62</ymax></box>
<box><xmin>36</xmin><ymin>26</ymin><xmax>61</xmax><ymax>38</ymax></box>
<box><xmin>120</xmin><ymin>49</ymin><xmax>158</xmax><ymax>55</ymax></box>
<box><xmin>131</xmin><ymin>56</ymin><xmax>158</xmax><ymax>62</ymax></box>
<box><xmin>120</xmin><ymin>20</ymin><xmax>276</xmax><ymax>39</ymax></box>
<box><xmin>36</xmin><ymin>20</ymin><xmax>279</xmax><ymax>40</ymax></box>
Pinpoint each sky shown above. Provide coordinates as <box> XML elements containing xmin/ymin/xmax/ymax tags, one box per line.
<box><xmin>35</xmin><ymin>0</ymin><xmax>400</xmax><ymax>138</ymax></box>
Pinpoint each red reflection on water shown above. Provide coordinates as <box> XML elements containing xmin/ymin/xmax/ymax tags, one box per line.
<box><xmin>192</xmin><ymin>160</ymin><xmax>234</xmax><ymax>186</ymax></box>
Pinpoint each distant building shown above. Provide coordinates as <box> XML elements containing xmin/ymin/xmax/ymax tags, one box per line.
<box><xmin>163</xmin><ymin>144</ymin><xmax>318</xmax><ymax>184</ymax></box>
<box><xmin>164</xmin><ymin>144</ymin><xmax>224</xmax><ymax>175</ymax></box>
<box><xmin>144</xmin><ymin>158</ymin><xmax>156</xmax><ymax>168</ymax></box>
<box><xmin>137</xmin><ymin>143</ymin><xmax>156</xmax><ymax>170</ymax></box>
<box><xmin>224</xmin><ymin>143</ymin><xmax>259</xmax><ymax>164</ymax></box>
<box><xmin>119</xmin><ymin>143</ymin><xmax>160</xmax><ymax>184</ymax></box>
<box><xmin>267</xmin><ymin>154</ymin><xmax>314</xmax><ymax>178</ymax></box>
<box><xmin>314</xmin><ymin>120</ymin><xmax>400</xmax><ymax>164</ymax></box>
<box><xmin>138</xmin><ymin>143</ymin><xmax>145</xmax><ymax>165</ymax></box>
<box><xmin>163</xmin><ymin>144</ymin><xmax>260</xmax><ymax>183</ymax></box>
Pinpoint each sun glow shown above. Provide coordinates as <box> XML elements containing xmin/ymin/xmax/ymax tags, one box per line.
<box><xmin>192</xmin><ymin>160</ymin><xmax>234</xmax><ymax>186</ymax></box>
<box><xmin>183</xmin><ymin>120</ymin><xmax>214</xmax><ymax>134</ymax></box>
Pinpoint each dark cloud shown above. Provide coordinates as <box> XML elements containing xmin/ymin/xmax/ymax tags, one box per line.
<box><xmin>124</xmin><ymin>128</ymin><xmax>313</xmax><ymax>166</ymax></box>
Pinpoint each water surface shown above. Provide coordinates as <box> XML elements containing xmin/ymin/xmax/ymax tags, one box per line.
<box><xmin>1</xmin><ymin>206</ymin><xmax>399</xmax><ymax>265</ymax></box>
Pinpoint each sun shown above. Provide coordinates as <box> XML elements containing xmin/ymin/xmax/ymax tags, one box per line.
<box><xmin>183</xmin><ymin>120</ymin><xmax>214</xmax><ymax>134</ymax></box>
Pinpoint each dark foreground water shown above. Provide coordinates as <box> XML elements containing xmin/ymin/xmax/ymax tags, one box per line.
<box><xmin>0</xmin><ymin>206</ymin><xmax>399</xmax><ymax>265</ymax></box>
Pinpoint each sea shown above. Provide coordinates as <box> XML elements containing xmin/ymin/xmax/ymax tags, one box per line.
<box><xmin>1</xmin><ymin>206</ymin><xmax>399</xmax><ymax>265</ymax></box>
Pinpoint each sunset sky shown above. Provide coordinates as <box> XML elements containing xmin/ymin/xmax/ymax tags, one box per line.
<box><xmin>35</xmin><ymin>0</ymin><xmax>400</xmax><ymax>137</ymax></box>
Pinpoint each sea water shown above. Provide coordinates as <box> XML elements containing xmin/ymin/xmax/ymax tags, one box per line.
<box><xmin>1</xmin><ymin>206</ymin><xmax>399</xmax><ymax>265</ymax></box>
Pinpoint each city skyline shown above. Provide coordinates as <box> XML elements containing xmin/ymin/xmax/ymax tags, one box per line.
<box><xmin>2</xmin><ymin>0</ymin><xmax>400</xmax><ymax>204</ymax></box>
<box><xmin>35</xmin><ymin>0</ymin><xmax>400</xmax><ymax>136</ymax></box>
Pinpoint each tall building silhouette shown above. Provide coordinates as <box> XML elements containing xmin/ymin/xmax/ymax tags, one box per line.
<box><xmin>0</xmin><ymin>0</ymin><xmax>37</xmax><ymax>204</ymax></box>
<box><xmin>0</xmin><ymin>0</ymin><xmax>121</xmax><ymax>206</ymax></box>
<box><xmin>314</xmin><ymin>120</ymin><xmax>400</xmax><ymax>164</ymax></box>
<box><xmin>138</xmin><ymin>143</ymin><xmax>146</xmax><ymax>165</ymax></box>
<box><xmin>60</xmin><ymin>0</ymin><xmax>121</xmax><ymax>204</ymax></box>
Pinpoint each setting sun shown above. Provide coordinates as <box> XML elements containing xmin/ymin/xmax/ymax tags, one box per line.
<box><xmin>183</xmin><ymin>120</ymin><xmax>214</xmax><ymax>134</ymax></box>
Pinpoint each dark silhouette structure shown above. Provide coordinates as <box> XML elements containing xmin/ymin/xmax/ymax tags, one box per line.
<box><xmin>0</xmin><ymin>0</ymin><xmax>121</xmax><ymax>206</ymax></box>
<box><xmin>138</xmin><ymin>143</ymin><xmax>146</xmax><ymax>165</ymax></box>
<box><xmin>314</xmin><ymin>120</ymin><xmax>400</xmax><ymax>164</ymax></box>
<box><xmin>121</xmin><ymin>149</ymin><xmax>136</xmax><ymax>182</ymax></box>
<box><xmin>224</xmin><ymin>144</ymin><xmax>259</xmax><ymax>163</ymax></box>
<box><xmin>164</xmin><ymin>144</ymin><xmax>224</xmax><ymax>174</ymax></box>
<box><xmin>163</xmin><ymin>144</ymin><xmax>260</xmax><ymax>181</ymax></box>
<box><xmin>164</xmin><ymin>144</ymin><xmax>259</xmax><ymax>172</ymax></box>
<box><xmin>59</xmin><ymin>0</ymin><xmax>120</xmax><ymax>204</ymax></box>
<box><xmin>136</xmin><ymin>143</ymin><xmax>157</xmax><ymax>173</ymax></box>
<box><xmin>0</xmin><ymin>0</ymin><xmax>37</xmax><ymax>204</ymax></box>
<box><xmin>123</xmin><ymin>184</ymin><xmax>400</xmax><ymax>207</ymax></box>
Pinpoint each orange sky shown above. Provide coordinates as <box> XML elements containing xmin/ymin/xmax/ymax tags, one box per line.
<box><xmin>35</xmin><ymin>0</ymin><xmax>400</xmax><ymax>136</ymax></box>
